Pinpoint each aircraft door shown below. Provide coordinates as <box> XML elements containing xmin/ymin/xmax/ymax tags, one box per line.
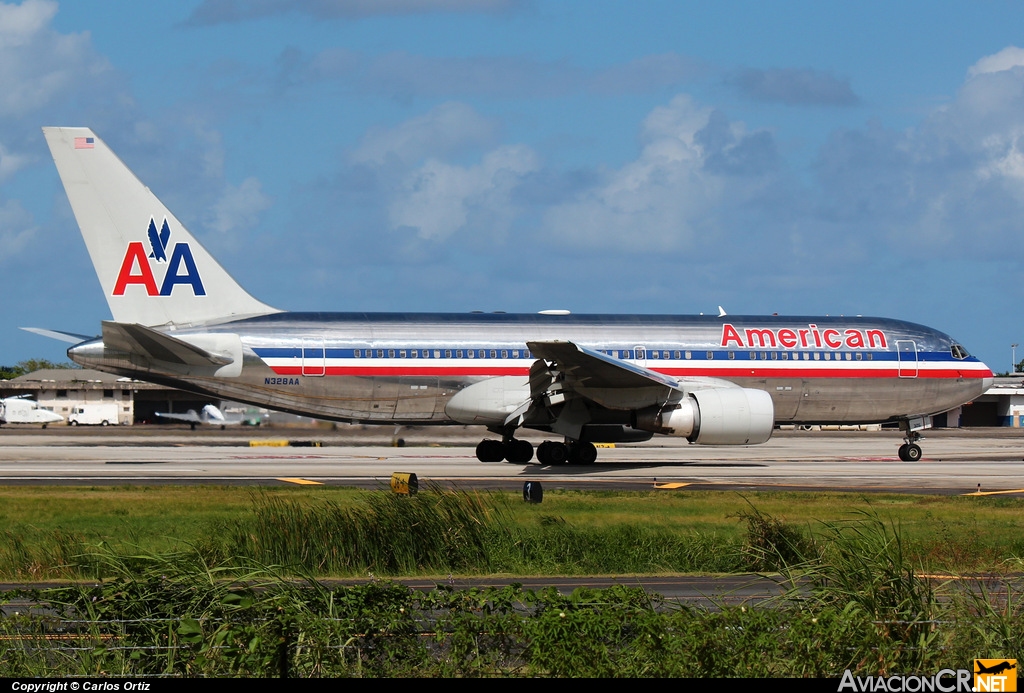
<box><xmin>633</xmin><ymin>345</ymin><xmax>647</xmax><ymax>368</ymax></box>
<box><xmin>394</xmin><ymin>377</ymin><xmax>439</xmax><ymax>419</ymax></box>
<box><xmin>896</xmin><ymin>340</ymin><xmax>918</xmax><ymax>378</ymax></box>
<box><xmin>302</xmin><ymin>339</ymin><xmax>326</xmax><ymax>377</ymax></box>
<box><xmin>766</xmin><ymin>379</ymin><xmax>803</xmax><ymax>420</ymax></box>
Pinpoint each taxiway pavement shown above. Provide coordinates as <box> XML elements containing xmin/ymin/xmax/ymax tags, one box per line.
<box><xmin>0</xmin><ymin>427</ymin><xmax>1021</xmax><ymax>494</ymax></box>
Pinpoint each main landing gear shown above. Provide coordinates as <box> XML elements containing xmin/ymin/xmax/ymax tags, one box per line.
<box><xmin>475</xmin><ymin>437</ymin><xmax>534</xmax><ymax>463</ymax></box>
<box><xmin>474</xmin><ymin>437</ymin><xmax>599</xmax><ymax>465</ymax></box>
<box><xmin>537</xmin><ymin>440</ymin><xmax>597</xmax><ymax>465</ymax></box>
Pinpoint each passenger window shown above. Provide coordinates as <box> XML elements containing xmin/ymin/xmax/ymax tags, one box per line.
<box><xmin>445</xmin><ymin>350</ymin><xmax>452</xmax><ymax>358</ymax></box>
<box><xmin>502</xmin><ymin>350</ymin><xmax>508</xmax><ymax>358</ymax></box>
<box><xmin>490</xmin><ymin>350</ymin><xmax>497</xmax><ymax>358</ymax></box>
<box><xmin>434</xmin><ymin>350</ymin><xmax>441</xmax><ymax>359</ymax></box>
<box><xmin>813</xmin><ymin>353</ymin><xmax>820</xmax><ymax>360</ymax></box>
<box><xmin>674</xmin><ymin>351</ymin><xmax>681</xmax><ymax>359</ymax></box>
<box><xmin>456</xmin><ymin>350</ymin><xmax>463</xmax><ymax>358</ymax></box>
<box><xmin>856</xmin><ymin>353</ymin><xmax>862</xmax><ymax>361</ymax></box>
<box><xmin>388</xmin><ymin>349</ymin><xmax>395</xmax><ymax>358</ymax></box>
<box><xmin>728</xmin><ymin>351</ymin><xmax>735</xmax><ymax>360</ymax></box>
<box><xmin>706</xmin><ymin>351</ymin><xmax>714</xmax><ymax>360</ymax></box>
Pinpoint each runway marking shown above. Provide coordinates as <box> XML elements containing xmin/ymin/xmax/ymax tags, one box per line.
<box><xmin>277</xmin><ymin>477</ymin><xmax>323</xmax><ymax>485</ymax></box>
<box><xmin>963</xmin><ymin>488</ymin><xmax>1024</xmax><ymax>496</ymax></box>
<box><xmin>654</xmin><ymin>482</ymin><xmax>690</xmax><ymax>489</ymax></box>
<box><xmin>104</xmin><ymin>461</ymin><xmax>166</xmax><ymax>465</ymax></box>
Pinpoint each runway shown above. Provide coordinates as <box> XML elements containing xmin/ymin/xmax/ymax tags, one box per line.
<box><xmin>0</xmin><ymin>427</ymin><xmax>1022</xmax><ymax>493</ymax></box>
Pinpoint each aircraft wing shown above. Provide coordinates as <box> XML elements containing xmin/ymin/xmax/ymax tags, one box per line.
<box><xmin>526</xmin><ymin>340</ymin><xmax>738</xmax><ymax>412</ymax></box>
<box><xmin>155</xmin><ymin>411</ymin><xmax>201</xmax><ymax>424</ymax></box>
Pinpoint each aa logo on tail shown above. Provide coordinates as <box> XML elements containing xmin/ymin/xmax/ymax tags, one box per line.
<box><xmin>113</xmin><ymin>218</ymin><xmax>206</xmax><ymax>296</ymax></box>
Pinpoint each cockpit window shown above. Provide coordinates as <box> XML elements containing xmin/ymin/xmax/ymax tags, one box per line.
<box><xmin>951</xmin><ymin>344</ymin><xmax>969</xmax><ymax>360</ymax></box>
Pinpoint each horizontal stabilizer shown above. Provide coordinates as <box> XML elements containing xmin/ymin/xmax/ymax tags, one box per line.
<box><xmin>21</xmin><ymin>327</ymin><xmax>97</xmax><ymax>344</ymax></box>
<box><xmin>101</xmin><ymin>321</ymin><xmax>233</xmax><ymax>367</ymax></box>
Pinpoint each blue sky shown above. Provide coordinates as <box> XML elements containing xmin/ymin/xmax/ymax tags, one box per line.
<box><xmin>3</xmin><ymin>0</ymin><xmax>1024</xmax><ymax>372</ymax></box>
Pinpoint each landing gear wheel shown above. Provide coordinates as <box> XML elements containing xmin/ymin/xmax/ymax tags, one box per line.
<box><xmin>505</xmin><ymin>439</ymin><xmax>534</xmax><ymax>464</ymax></box>
<box><xmin>905</xmin><ymin>443</ymin><xmax>922</xmax><ymax>461</ymax></box>
<box><xmin>546</xmin><ymin>442</ymin><xmax>569</xmax><ymax>465</ymax></box>
<box><xmin>475</xmin><ymin>439</ymin><xmax>505</xmax><ymax>463</ymax></box>
<box><xmin>897</xmin><ymin>444</ymin><xmax>909</xmax><ymax>461</ymax></box>
<box><xmin>536</xmin><ymin>441</ymin><xmax>553</xmax><ymax>464</ymax></box>
<box><xmin>569</xmin><ymin>441</ymin><xmax>597</xmax><ymax>465</ymax></box>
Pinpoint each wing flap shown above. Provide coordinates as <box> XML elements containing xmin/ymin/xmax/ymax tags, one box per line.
<box><xmin>528</xmin><ymin>340</ymin><xmax>683</xmax><ymax>391</ymax></box>
<box><xmin>527</xmin><ymin>340</ymin><xmax>739</xmax><ymax>412</ymax></box>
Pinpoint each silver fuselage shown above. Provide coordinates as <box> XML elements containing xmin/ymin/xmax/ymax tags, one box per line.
<box><xmin>67</xmin><ymin>312</ymin><xmax>993</xmax><ymax>427</ymax></box>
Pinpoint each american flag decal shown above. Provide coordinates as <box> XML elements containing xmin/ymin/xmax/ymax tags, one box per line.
<box><xmin>74</xmin><ymin>137</ymin><xmax>94</xmax><ymax>149</ymax></box>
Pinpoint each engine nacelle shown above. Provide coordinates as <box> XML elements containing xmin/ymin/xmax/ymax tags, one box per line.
<box><xmin>445</xmin><ymin>376</ymin><xmax>531</xmax><ymax>425</ymax></box>
<box><xmin>633</xmin><ymin>387</ymin><xmax>774</xmax><ymax>445</ymax></box>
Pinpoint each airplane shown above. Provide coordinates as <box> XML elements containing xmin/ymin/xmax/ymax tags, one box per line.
<box><xmin>33</xmin><ymin>127</ymin><xmax>994</xmax><ymax>465</ymax></box>
<box><xmin>155</xmin><ymin>403</ymin><xmax>247</xmax><ymax>430</ymax></box>
<box><xmin>0</xmin><ymin>396</ymin><xmax>64</xmax><ymax>427</ymax></box>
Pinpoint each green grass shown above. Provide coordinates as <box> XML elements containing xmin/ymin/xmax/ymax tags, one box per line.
<box><xmin>1</xmin><ymin>485</ymin><xmax>1023</xmax><ymax>579</ymax></box>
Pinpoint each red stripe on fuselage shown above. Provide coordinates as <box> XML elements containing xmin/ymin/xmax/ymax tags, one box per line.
<box><xmin>267</xmin><ymin>365</ymin><xmax>992</xmax><ymax>379</ymax></box>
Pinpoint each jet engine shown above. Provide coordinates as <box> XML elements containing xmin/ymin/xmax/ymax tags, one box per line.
<box><xmin>633</xmin><ymin>387</ymin><xmax>774</xmax><ymax>445</ymax></box>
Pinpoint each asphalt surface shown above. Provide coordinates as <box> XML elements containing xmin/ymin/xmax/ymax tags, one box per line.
<box><xmin>0</xmin><ymin>425</ymin><xmax>1021</xmax><ymax>494</ymax></box>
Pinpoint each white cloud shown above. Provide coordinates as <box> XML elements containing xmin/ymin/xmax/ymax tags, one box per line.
<box><xmin>0</xmin><ymin>0</ymin><xmax>111</xmax><ymax>117</ymax></box>
<box><xmin>968</xmin><ymin>46</ymin><xmax>1024</xmax><ymax>78</ymax></box>
<box><xmin>0</xmin><ymin>141</ymin><xmax>31</xmax><ymax>182</ymax></box>
<box><xmin>813</xmin><ymin>47</ymin><xmax>1024</xmax><ymax>255</ymax></box>
<box><xmin>352</xmin><ymin>102</ymin><xmax>498</xmax><ymax>166</ymax></box>
<box><xmin>207</xmin><ymin>177</ymin><xmax>273</xmax><ymax>234</ymax></box>
<box><xmin>0</xmin><ymin>198</ymin><xmax>37</xmax><ymax>262</ymax></box>
<box><xmin>389</xmin><ymin>144</ymin><xmax>539</xmax><ymax>240</ymax></box>
<box><xmin>543</xmin><ymin>95</ymin><xmax>777</xmax><ymax>251</ymax></box>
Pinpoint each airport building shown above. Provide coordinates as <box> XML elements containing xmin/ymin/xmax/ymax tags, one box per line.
<box><xmin>2</xmin><ymin>368</ymin><xmax>1023</xmax><ymax>427</ymax></box>
<box><xmin>0</xmin><ymin>369</ymin><xmax>212</xmax><ymax>425</ymax></box>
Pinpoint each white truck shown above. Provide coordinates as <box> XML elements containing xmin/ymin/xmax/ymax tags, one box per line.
<box><xmin>67</xmin><ymin>403</ymin><xmax>120</xmax><ymax>426</ymax></box>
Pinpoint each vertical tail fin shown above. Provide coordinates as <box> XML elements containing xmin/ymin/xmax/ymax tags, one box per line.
<box><xmin>42</xmin><ymin>127</ymin><xmax>279</xmax><ymax>327</ymax></box>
